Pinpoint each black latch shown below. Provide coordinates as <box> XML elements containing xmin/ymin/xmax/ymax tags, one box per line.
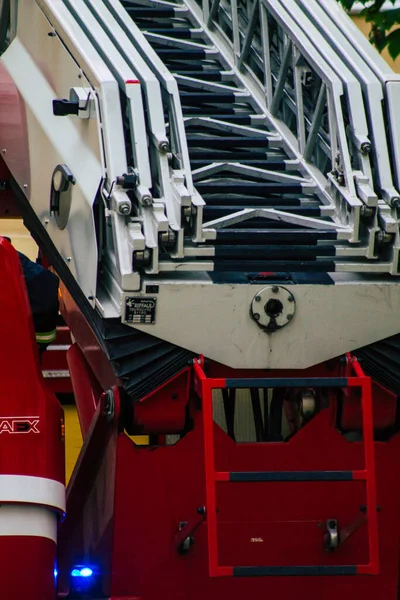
<box><xmin>52</xmin><ymin>99</ymin><xmax>80</xmax><ymax>117</ymax></box>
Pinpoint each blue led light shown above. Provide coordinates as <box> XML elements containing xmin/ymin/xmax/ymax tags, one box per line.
<box><xmin>71</xmin><ymin>567</ymin><xmax>94</xmax><ymax>578</ymax></box>
<box><xmin>54</xmin><ymin>568</ymin><xmax>58</xmax><ymax>579</ymax></box>
<box><xmin>80</xmin><ymin>568</ymin><xmax>93</xmax><ymax>578</ymax></box>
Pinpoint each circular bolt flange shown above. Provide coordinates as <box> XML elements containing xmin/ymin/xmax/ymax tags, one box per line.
<box><xmin>251</xmin><ymin>286</ymin><xmax>296</xmax><ymax>332</ymax></box>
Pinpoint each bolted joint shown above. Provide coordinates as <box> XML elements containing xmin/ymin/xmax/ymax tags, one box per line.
<box><xmin>360</xmin><ymin>205</ymin><xmax>374</xmax><ymax>219</ymax></box>
<box><xmin>133</xmin><ymin>248</ymin><xmax>152</xmax><ymax>267</ymax></box>
<box><xmin>360</xmin><ymin>142</ymin><xmax>371</xmax><ymax>155</ymax></box>
<box><xmin>337</xmin><ymin>173</ymin><xmax>345</xmax><ymax>186</ymax></box>
<box><xmin>375</xmin><ymin>230</ymin><xmax>394</xmax><ymax>246</ymax></box>
<box><xmin>141</xmin><ymin>195</ymin><xmax>153</xmax><ymax>208</ymax></box>
<box><xmin>118</xmin><ymin>201</ymin><xmax>131</xmax><ymax>216</ymax></box>
<box><xmin>159</xmin><ymin>229</ymin><xmax>176</xmax><ymax>249</ymax></box>
<box><xmin>390</xmin><ymin>196</ymin><xmax>400</xmax><ymax>210</ymax></box>
<box><xmin>159</xmin><ymin>140</ymin><xmax>170</xmax><ymax>153</ymax></box>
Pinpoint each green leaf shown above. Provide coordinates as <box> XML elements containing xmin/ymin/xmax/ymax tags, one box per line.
<box><xmin>339</xmin><ymin>0</ymin><xmax>357</xmax><ymax>10</ymax></box>
<box><xmin>336</xmin><ymin>0</ymin><xmax>400</xmax><ymax>59</ymax></box>
<box><xmin>386</xmin><ymin>27</ymin><xmax>400</xmax><ymax>59</ymax></box>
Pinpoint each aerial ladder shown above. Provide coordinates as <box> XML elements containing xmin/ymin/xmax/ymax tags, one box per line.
<box><xmin>2</xmin><ymin>0</ymin><xmax>400</xmax><ymax>598</ymax></box>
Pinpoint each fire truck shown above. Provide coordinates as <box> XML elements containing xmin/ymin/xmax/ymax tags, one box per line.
<box><xmin>1</xmin><ymin>0</ymin><xmax>400</xmax><ymax>598</ymax></box>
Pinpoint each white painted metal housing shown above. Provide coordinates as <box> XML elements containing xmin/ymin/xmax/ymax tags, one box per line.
<box><xmin>1</xmin><ymin>0</ymin><xmax>400</xmax><ymax>370</ymax></box>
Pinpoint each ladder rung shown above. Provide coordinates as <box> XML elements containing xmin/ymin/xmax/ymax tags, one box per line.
<box><xmin>216</xmin><ymin>470</ymin><xmax>359</xmax><ymax>482</ymax></box>
<box><xmin>233</xmin><ymin>565</ymin><xmax>357</xmax><ymax>577</ymax></box>
<box><xmin>223</xmin><ymin>377</ymin><xmax>348</xmax><ymax>389</ymax></box>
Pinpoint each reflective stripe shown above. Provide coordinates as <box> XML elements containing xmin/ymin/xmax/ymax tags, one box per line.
<box><xmin>0</xmin><ymin>475</ymin><xmax>65</xmax><ymax>512</ymax></box>
<box><xmin>35</xmin><ymin>330</ymin><xmax>57</xmax><ymax>343</ymax></box>
<box><xmin>0</xmin><ymin>505</ymin><xmax>57</xmax><ymax>542</ymax></box>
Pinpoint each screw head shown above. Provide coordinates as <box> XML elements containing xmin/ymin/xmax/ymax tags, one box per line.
<box><xmin>2</xmin><ymin>149</ymin><xmax>6</xmax><ymax>154</ymax></box>
<box><xmin>288</xmin><ymin>296</ymin><xmax>294</xmax><ymax>302</ymax></box>
<box><xmin>286</xmin><ymin>314</ymin><xmax>293</xmax><ymax>321</ymax></box>
<box><xmin>23</xmin><ymin>184</ymin><xmax>28</xmax><ymax>189</ymax></box>
<box><xmin>272</xmin><ymin>286</ymin><xmax>279</xmax><ymax>294</ymax></box>
<box><xmin>253</xmin><ymin>313</ymin><xmax>260</xmax><ymax>321</ymax></box>
<box><xmin>255</xmin><ymin>296</ymin><xmax>261</xmax><ymax>302</ymax></box>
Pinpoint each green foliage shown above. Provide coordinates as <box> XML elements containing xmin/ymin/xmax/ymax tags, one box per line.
<box><xmin>338</xmin><ymin>0</ymin><xmax>400</xmax><ymax>59</ymax></box>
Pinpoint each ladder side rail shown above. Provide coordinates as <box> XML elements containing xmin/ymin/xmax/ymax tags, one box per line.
<box><xmin>282</xmin><ymin>0</ymin><xmax>384</xmax><ymax>210</ymax></box>
<box><xmin>14</xmin><ymin>0</ymin><xmax>139</xmax><ymax>298</ymax></box>
<box><xmin>103</xmin><ymin>0</ymin><xmax>209</xmax><ymax>248</ymax></box>
<box><xmin>297</xmin><ymin>0</ymin><xmax>400</xmax><ymax>209</ymax></box>
<box><xmin>104</xmin><ymin>0</ymin><xmax>196</xmax><ymax>203</ymax></box>
<box><xmin>82</xmin><ymin>0</ymin><xmax>183</xmax><ymax>230</ymax></box>
<box><xmin>316</xmin><ymin>0</ymin><xmax>400</xmax><ymax>192</ymax></box>
<box><xmin>62</xmin><ymin>0</ymin><xmax>171</xmax><ymax>276</ymax></box>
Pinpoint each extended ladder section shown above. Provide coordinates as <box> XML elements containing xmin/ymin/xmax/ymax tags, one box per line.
<box><xmin>30</xmin><ymin>0</ymin><xmax>400</xmax><ymax>289</ymax></box>
<box><xmin>193</xmin><ymin>357</ymin><xmax>379</xmax><ymax>578</ymax></box>
<box><xmin>98</xmin><ymin>0</ymin><xmax>400</xmax><ymax>277</ymax></box>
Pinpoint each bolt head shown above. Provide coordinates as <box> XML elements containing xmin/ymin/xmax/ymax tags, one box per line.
<box><xmin>286</xmin><ymin>314</ymin><xmax>293</xmax><ymax>321</ymax></box>
<box><xmin>119</xmin><ymin>202</ymin><xmax>131</xmax><ymax>215</ymax></box>
<box><xmin>361</xmin><ymin>142</ymin><xmax>371</xmax><ymax>154</ymax></box>
<box><xmin>272</xmin><ymin>286</ymin><xmax>279</xmax><ymax>294</ymax></box>
<box><xmin>253</xmin><ymin>313</ymin><xmax>260</xmax><ymax>321</ymax></box>
<box><xmin>288</xmin><ymin>296</ymin><xmax>294</xmax><ymax>302</ymax></box>
<box><xmin>390</xmin><ymin>197</ymin><xmax>400</xmax><ymax>210</ymax></box>
<box><xmin>255</xmin><ymin>296</ymin><xmax>261</xmax><ymax>302</ymax></box>
<box><xmin>141</xmin><ymin>195</ymin><xmax>153</xmax><ymax>207</ymax></box>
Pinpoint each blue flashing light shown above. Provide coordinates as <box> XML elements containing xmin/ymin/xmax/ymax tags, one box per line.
<box><xmin>80</xmin><ymin>568</ymin><xmax>94</xmax><ymax>578</ymax></box>
<box><xmin>54</xmin><ymin>568</ymin><xmax>58</xmax><ymax>579</ymax></box>
<box><xmin>71</xmin><ymin>567</ymin><xmax>94</xmax><ymax>578</ymax></box>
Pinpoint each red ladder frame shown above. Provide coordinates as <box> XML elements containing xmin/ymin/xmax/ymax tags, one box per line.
<box><xmin>193</xmin><ymin>358</ymin><xmax>379</xmax><ymax>578</ymax></box>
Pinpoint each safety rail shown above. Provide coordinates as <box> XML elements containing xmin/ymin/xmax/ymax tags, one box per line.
<box><xmin>193</xmin><ymin>357</ymin><xmax>379</xmax><ymax>578</ymax></box>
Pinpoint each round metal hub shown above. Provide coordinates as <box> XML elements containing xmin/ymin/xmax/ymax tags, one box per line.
<box><xmin>251</xmin><ymin>286</ymin><xmax>296</xmax><ymax>332</ymax></box>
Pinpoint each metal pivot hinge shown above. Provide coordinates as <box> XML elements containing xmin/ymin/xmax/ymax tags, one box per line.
<box><xmin>324</xmin><ymin>519</ymin><xmax>339</xmax><ymax>552</ymax></box>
